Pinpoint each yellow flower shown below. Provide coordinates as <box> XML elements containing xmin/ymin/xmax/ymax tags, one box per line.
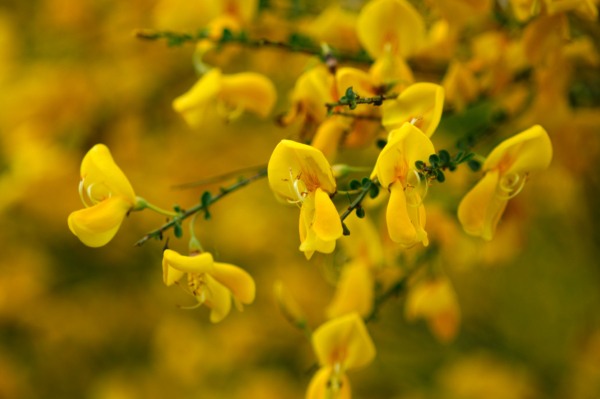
<box><xmin>268</xmin><ymin>140</ymin><xmax>342</xmax><ymax>260</ymax></box>
<box><xmin>280</xmin><ymin>65</ymin><xmax>337</xmax><ymax>127</ymax></box>
<box><xmin>381</xmin><ymin>83</ymin><xmax>445</xmax><ymax>136</ymax></box>
<box><xmin>307</xmin><ymin>5</ymin><xmax>361</xmax><ymax>52</ymax></box>
<box><xmin>308</xmin><ymin>313</ymin><xmax>376</xmax><ymax>399</ymax></box>
<box><xmin>405</xmin><ymin>276</ymin><xmax>461</xmax><ymax>343</ymax></box>
<box><xmin>458</xmin><ymin>125</ymin><xmax>553</xmax><ymax>241</ymax></box>
<box><xmin>162</xmin><ymin>249</ymin><xmax>255</xmax><ymax>323</ymax></box>
<box><xmin>326</xmin><ymin>261</ymin><xmax>374</xmax><ymax>319</ymax></box>
<box><xmin>428</xmin><ymin>0</ymin><xmax>493</xmax><ymax>28</ymax></box>
<box><xmin>372</xmin><ymin>123</ymin><xmax>435</xmax><ymax>247</ymax></box>
<box><xmin>442</xmin><ymin>60</ymin><xmax>479</xmax><ymax>114</ymax></box>
<box><xmin>356</xmin><ymin>0</ymin><xmax>425</xmax><ymax>60</ymax></box>
<box><xmin>173</xmin><ymin>68</ymin><xmax>277</xmax><ymax>127</ymax></box>
<box><xmin>68</xmin><ymin>144</ymin><xmax>138</xmax><ymax>248</ymax></box>
<box><xmin>310</xmin><ymin>116</ymin><xmax>352</xmax><ymax>162</ymax></box>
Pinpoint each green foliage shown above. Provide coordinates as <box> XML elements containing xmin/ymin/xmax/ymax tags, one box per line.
<box><xmin>350</xmin><ymin>180</ymin><xmax>361</xmax><ymax>190</ymax></box>
<box><xmin>369</xmin><ymin>184</ymin><xmax>379</xmax><ymax>199</ymax></box>
<box><xmin>356</xmin><ymin>206</ymin><xmax>366</xmax><ymax>219</ymax></box>
<box><xmin>174</xmin><ymin>223</ymin><xmax>183</xmax><ymax>238</ymax></box>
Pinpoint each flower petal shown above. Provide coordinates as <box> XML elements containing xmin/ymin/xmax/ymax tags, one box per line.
<box><xmin>211</xmin><ymin>262</ymin><xmax>256</xmax><ymax>304</ymax></box>
<box><xmin>219</xmin><ymin>72</ymin><xmax>277</xmax><ymax>118</ymax></box>
<box><xmin>386</xmin><ymin>182</ymin><xmax>417</xmax><ymax>245</ymax></box>
<box><xmin>205</xmin><ymin>274</ymin><xmax>232</xmax><ymax>323</ymax></box>
<box><xmin>81</xmin><ymin>144</ymin><xmax>136</xmax><ymax>203</ymax></box>
<box><xmin>68</xmin><ymin>196</ymin><xmax>131</xmax><ymax>247</ymax></box>
<box><xmin>306</xmin><ymin>366</ymin><xmax>351</xmax><ymax>399</ymax></box>
<box><xmin>162</xmin><ymin>250</ymin><xmax>214</xmax><ymax>285</ymax></box>
<box><xmin>172</xmin><ymin>68</ymin><xmax>223</xmax><ymax>127</ymax></box>
<box><xmin>312</xmin><ymin>312</ymin><xmax>376</xmax><ymax>370</ymax></box>
<box><xmin>369</xmin><ymin>50</ymin><xmax>414</xmax><ymax>91</ymax></box>
<box><xmin>336</xmin><ymin>67</ymin><xmax>376</xmax><ymax>98</ymax></box>
<box><xmin>326</xmin><ymin>262</ymin><xmax>374</xmax><ymax>319</ymax></box>
<box><xmin>483</xmin><ymin>125</ymin><xmax>553</xmax><ymax>175</ymax></box>
<box><xmin>311</xmin><ymin>116</ymin><xmax>350</xmax><ymax>162</ymax></box>
<box><xmin>373</xmin><ymin>122</ymin><xmax>435</xmax><ymax>187</ymax></box>
<box><xmin>268</xmin><ymin>140</ymin><xmax>336</xmax><ymax>200</ymax></box>
<box><xmin>357</xmin><ymin>0</ymin><xmax>425</xmax><ymax>59</ymax></box>
<box><xmin>382</xmin><ymin>83</ymin><xmax>445</xmax><ymax>136</ymax></box>
<box><xmin>313</xmin><ymin>188</ymin><xmax>343</xmax><ymax>242</ymax></box>
<box><xmin>458</xmin><ymin>169</ymin><xmax>508</xmax><ymax>240</ymax></box>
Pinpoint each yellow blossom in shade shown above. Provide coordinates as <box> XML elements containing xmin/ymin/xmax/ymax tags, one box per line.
<box><xmin>428</xmin><ymin>0</ymin><xmax>493</xmax><ymax>28</ymax></box>
<box><xmin>162</xmin><ymin>249</ymin><xmax>255</xmax><ymax>323</ymax></box>
<box><xmin>458</xmin><ymin>125</ymin><xmax>553</xmax><ymax>241</ymax></box>
<box><xmin>442</xmin><ymin>60</ymin><xmax>479</xmax><ymax>114</ymax></box>
<box><xmin>311</xmin><ymin>116</ymin><xmax>352</xmax><ymax>162</ymax></box>
<box><xmin>280</xmin><ymin>65</ymin><xmax>337</xmax><ymax>127</ymax></box>
<box><xmin>326</xmin><ymin>261</ymin><xmax>374</xmax><ymax>319</ymax></box>
<box><xmin>268</xmin><ymin>140</ymin><xmax>342</xmax><ymax>259</ymax></box>
<box><xmin>308</xmin><ymin>5</ymin><xmax>360</xmax><ymax>52</ymax></box>
<box><xmin>341</xmin><ymin>213</ymin><xmax>384</xmax><ymax>268</ymax></box>
<box><xmin>522</xmin><ymin>14</ymin><xmax>570</xmax><ymax>66</ymax></box>
<box><xmin>544</xmin><ymin>0</ymin><xmax>598</xmax><ymax>20</ymax></box>
<box><xmin>356</xmin><ymin>0</ymin><xmax>425</xmax><ymax>60</ymax></box>
<box><xmin>68</xmin><ymin>144</ymin><xmax>138</xmax><ymax>248</ymax></box>
<box><xmin>273</xmin><ymin>280</ymin><xmax>307</xmax><ymax>328</ymax></box>
<box><xmin>372</xmin><ymin>123</ymin><xmax>435</xmax><ymax>248</ymax></box>
<box><xmin>405</xmin><ymin>276</ymin><xmax>461</xmax><ymax>343</ymax></box>
<box><xmin>173</xmin><ymin>68</ymin><xmax>277</xmax><ymax>127</ymax></box>
<box><xmin>308</xmin><ymin>313</ymin><xmax>376</xmax><ymax>399</ymax></box>
<box><xmin>381</xmin><ymin>83</ymin><xmax>445</xmax><ymax>137</ymax></box>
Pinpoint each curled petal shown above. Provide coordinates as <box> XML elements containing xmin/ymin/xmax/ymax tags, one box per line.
<box><xmin>312</xmin><ymin>312</ymin><xmax>376</xmax><ymax>370</ymax></box>
<box><xmin>81</xmin><ymin>144</ymin><xmax>136</xmax><ymax>203</ymax></box>
<box><xmin>204</xmin><ymin>274</ymin><xmax>232</xmax><ymax>323</ymax></box>
<box><xmin>357</xmin><ymin>0</ymin><xmax>425</xmax><ymax>59</ymax></box>
<box><xmin>306</xmin><ymin>366</ymin><xmax>351</xmax><ymax>399</ymax></box>
<box><xmin>68</xmin><ymin>196</ymin><xmax>132</xmax><ymax>248</ymax></box>
<box><xmin>483</xmin><ymin>125</ymin><xmax>553</xmax><ymax>175</ymax></box>
<box><xmin>211</xmin><ymin>262</ymin><xmax>256</xmax><ymax>304</ymax></box>
<box><xmin>299</xmin><ymin>198</ymin><xmax>336</xmax><ymax>260</ymax></box>
<box><xmin>382</xmin><ymin>83</ymin><xmax>445</xmax><ymax>137</ymax></box>
<box><xmin>162</xmin><ymin>250</ymin><xmax>214</xmax><ymax>285</ymax></box>
<box><xmin>458</xmin><ymin>170</ymin><xmax>508</xmax><ymax>241</ymax></box>
<box><xmin>219</xmin><ymin>72</ymin><xmax>277</xmax><ymax>118</ymax></box>
<box><xmin>172</xmin><ymin>68</ymin><xmax>223</xmax><ymax>127</ymax></box>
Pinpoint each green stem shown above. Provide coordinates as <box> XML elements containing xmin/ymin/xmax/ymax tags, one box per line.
<box><xmin>329</xmin><ymin>111</ymin><xmax>382</xmax><ymax>120</ymax></box>
<box><xmin>135</xmin><ymin>197</ymin><xmax>179</xmax><ymax>217</ymax></box>
<box><xmin>326</xmin><ymin>94</ymin><xmax>399</xmax><ymax>111</ymax></box>
<box><xmin>135</xmin><ymin>168</ymin><xmax>268</xmax><ymax>246</ymax></box>
<box><xmin>134</xmin><ymin>29</ymin><xmax>372</xmax><ymax>64</ymax></box>
<box><xmin>340</xmin><ymin>179</ymin><xmax>374</xmax><ymax>222</ymax></box>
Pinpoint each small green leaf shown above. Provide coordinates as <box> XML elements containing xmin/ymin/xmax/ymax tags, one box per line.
<box><xmin>342</xmin><ymin>222</ymin><xmax>351</xmax><ymax>236</ymax></box>
<box><xmin>201</xmin><ymin>191</ymin><xmax>212</xmax><ymax>206</ymax></box>
<box><xmin>174</xmin><ymin>223</ymin><xmax>183</xmax><ymax>238</ymax></box>
<box><xmin>173</xmin><ymin>204</ymin><xmax>181</xmax><ymax>213</ymax></box>
<box><xmin>204</xmin><ymin>210</ymin><xmax>212</xmax><ymax>220</ymax></box>
<box><xmin>345</xmin><ymin>87</ymin><xmax>357</xmax><ymax>100</ymax></box>
<box><xmin>369</xmin><ymin>184</ymin><xmax>379</xmax><ymax>199</ymax></box>
<box><xmin>356</xmin><ymin>207</ymin><xmax>366</xmax><ymax>218</ymax></box>
<box><xmin>454</xmin><ymin>151</ymin><xmax>465</xmax><ymax>162</ymax></box>
<box><xmin>429</xmin><ymin>154</ymin><xmax>440</xmax><ymax>169</ymax></box>
<box><xmin>459</xmin><ymin>153</ymin><xmax>476</xmax><ymax>163</ymax></box>
<box><xmin>467</xmin><ymin>159</ymin><xmax>481</xmax><ymax>171</ymax></box>
<box><xmin>439</xmin><ymin>150</ymin><xmax>450</xmax><ymax>164</ymax></box>
<box><xmin>349</xmin><ymin>180</ymin><xmax>361</xmax><ymax>190</ymax></box>
<box><xmin>361</xmin><ymin>177</ymin><xmax>371</xmax><ymax>188</ymax></box>
<box><xmin>221</xmin><ymin>28</ymin><xmax>234</xmax><ymax>42</ymax></box>
<box><xmin>448</xmin><ymin>163</ymin><xmax>457</xmax><ymax>172</ymax></box>
<box><xmin>415</xmin><ymin>160</ymin><xmax>425</xmax><ymax>170</ymax></box>
<box><xmin>376</xmin><ymin>139</ymin><xmax>387</xmax><ymax>149</ymax></box>
<box><xmin>436</xmin><ymin>170</ymin><xmax>446</xmax><ymax>183</ymax></box>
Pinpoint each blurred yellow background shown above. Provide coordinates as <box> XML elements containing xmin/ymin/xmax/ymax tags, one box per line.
<box><xmin>1</xmin><ymin>1</ymin><xmax>600</xmax><ymax>398</ymax></box>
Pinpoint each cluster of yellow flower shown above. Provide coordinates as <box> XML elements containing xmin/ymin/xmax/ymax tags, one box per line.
<box><xmin>66</xmin><ymin>0</ymin><xmax>598</xmax><ymax>397</ymax></box>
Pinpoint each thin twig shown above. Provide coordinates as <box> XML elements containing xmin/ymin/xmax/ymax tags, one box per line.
<box><xmin>340</xmin><ymin>179</ymin><xmax>374</xmax><ymax>222</ymax></box>
<box><xmin>134</xmin><ymin>29</ymin><xmax>373</xmax><ymax>64</ymax></box>
<box><xmin>326</xmin><ymin>94</ymin><xmax>399</xmax><ymax>111</ymax></box>
<box><xmin>172</xmin><ymin>164</ymin><xmax>268</xmax><ymax>189</ymax></box>
<box><xmin>135</xmin><ymin>168</ymin><xmax>268</xmax><ymax>246</ymax></box>
<box><xmin>330</xmin><ymin>111</ymin><xmax>381</xmax><ymax>120</ymax></box>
